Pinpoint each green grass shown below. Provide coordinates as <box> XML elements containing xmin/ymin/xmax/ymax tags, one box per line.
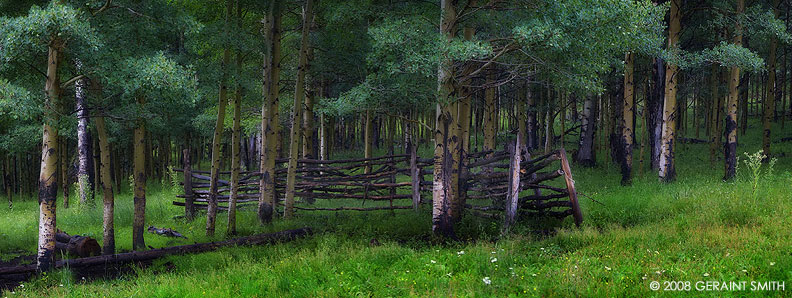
<box><xmin>2</xmin><ymin>119</ymin><xmax>792</xmax><ymax>297</ymax></box>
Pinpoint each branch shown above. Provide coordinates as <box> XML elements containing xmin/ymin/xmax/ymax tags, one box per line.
<box><xmin>16</xmin><ymin>61</ymin><xmax>47</xmax><ymax>79</ymax></box>
<box><xmin>465</xmin><ymin>41</ymin><xmax>517</xmax><ymax>78</ymax></box>
<box><xmin>90</xmin><ymin>0</ymin><xmax>113</xmax><ymax>16</ymax></box>
<box><xmin>60</xmin><ymin>75</ymin><xmax>86</xmax><ymax>88</ymax></box>
<box><xmin>383</xmin><ymin>112</ymin><xmax>432</xmax><ymax>131</ymax></box>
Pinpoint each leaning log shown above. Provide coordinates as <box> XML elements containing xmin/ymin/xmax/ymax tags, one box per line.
<box><xmin>0</xmin><ymin>228</ymin><xmax>312</xmax><ymax>277</ymax></box>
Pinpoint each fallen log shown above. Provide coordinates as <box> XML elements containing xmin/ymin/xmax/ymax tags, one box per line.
<box><xmin>55</xmin><ymin>231</ymin><xmax>101</xmax><ymax>258</ymax></box>
<box><xmin>0</xmin><ymin>228</ymin><xmax>312</xmax><ymax>277</ymax></box>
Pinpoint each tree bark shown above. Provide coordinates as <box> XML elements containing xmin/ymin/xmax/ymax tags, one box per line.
<box><xmin>649</xmin><ymin>58</ymin><xmax>665</xmax><ymax>170</ymax></box>
<box><xmin>762</xmin><ymin>0</ymin><xmax>779</xmax><ymax>159</ymax></box>
<box><xmin>622</xmin><ymin>52</ymin><xmax>635</xmax><ymax>185</ymax></box>
<box><xmin>94</xmin><ymin>115</ymin><xmax>115</xmax><ymax>255</ymax></box>
<box><xmin>433</xmin><ymin>0</ymin><xmax>458</xmax><ymax>238</ymax></box>
<box><xmin>658</xmin><ymin>0</ymin><xmax>681</xmax><ymax>182</ymax></box>
<box><xmin>724</xmin><ymin>0</ymin><xmax>744</xmax><ymax>180</ymax></box>
<box><xmin>284</xmin><ymin>0</ymin><xmax>314</xmax><ymax>219</ymax></box>
<box><xmin>133</xmin><ymin>95</ymin><xmax>147</xmax><ymax>250</ymax></box>
<box><xmin>483</xmin><ymin>68</ymin><xmax>497</xmax><ymax>155</ymax></box>
<box><xmin>258</xmin><ymin>0</ymin><xmax>282</xmax><ymax>224</ymax></box>
<box><xmin>709</xmin><ymin>64</ymin><xmax>721</xmax><ymax>163</ymax></box>
<box><xmin>76</xmin><ymin>62</ymin><xmax>91</xmax><ymax>206</ymax></box>
<box><xmin>206</xmin><ymin>0</ymin><xmax>233</xmax><ymax>236</ymax></box>
<box><xmin>364</xmin><ymin>110</ymin><xmax>373</xmax><ymax>173</ymax></box>
<box><xmin>228</xmin><ymin>4</ymin><xmax>243</xmax><ymax>235</ymax></box>
<box><xmin>59</xmin><ymin>137</ymin><xmax>68</xmax><ymax>208</ymax></box>
<box><xmin>37</xmin><ymin>41</ymin><xmax>61</xmax><ymax>272</ymax></box>
<box><xmin>576</xmin><ymin>96</ymin><xmax>597</xmax><ymax>166</ymax></box>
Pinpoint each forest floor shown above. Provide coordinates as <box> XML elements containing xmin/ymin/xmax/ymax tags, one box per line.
<box><xmin>1</xmin><ymin>121</ymin><xmax>792</xmax><ymax>297</ymax></box>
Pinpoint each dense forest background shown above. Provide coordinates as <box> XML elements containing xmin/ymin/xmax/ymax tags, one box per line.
<box><xmin>1</xmin><ymin>0</ymin><xmax>791</xmax><ymax>295</ymax></box>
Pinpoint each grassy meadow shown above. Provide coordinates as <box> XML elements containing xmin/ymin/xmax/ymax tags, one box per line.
<box><xmin>1</xmin><ymin>119</ymin><xmax>791</xmax><ymax>297</ymax></box>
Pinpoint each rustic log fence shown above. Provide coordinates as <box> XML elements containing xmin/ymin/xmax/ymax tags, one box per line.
<box><xmin>174</xmin><ymin>141</ymin><xmax>582</xmax><ymax>226</ymax></box>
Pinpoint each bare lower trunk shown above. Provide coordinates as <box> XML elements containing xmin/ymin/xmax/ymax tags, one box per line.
<box><xmin>76</xmin><ymin>66</ymin><xmax>91</xmax><ymax>206</ymax></box>
<box><xmin>38</xmin><ymin>43</ymin><xmax>61</xmax><ymax>272</ymax></box>
<box><xmin>258</xmin><ymin>0</ymin><xmax>282</xmax><ymax>224</ymax></box>
<box><xmin>576</xmin><ymin>96</ymin><xmax>597</xmax><ymax>166</ymax></box>
<box><xmin>621</xmin><ymin>52</ymin><xmax>635</xmax><ymax>185</ymax></box>
<box><xmin>433</xmin><ymin>0</ymin><xmax>457</xmax><ymax>238</ymax></box>
<box><xmin>133</xmin><ymin>96</ymin><xmax>147</xmax><ymax>250</ymax></box>
<box><xmin>59</xmin><ymin>137</ymin><xmax>68</xmax><ymax>208</ymax></box>
<box><xmin>483</xmin><ymin>68</ymin><xmax>497</xmax><ymax>154</ymax></box>
<box><xmin>95</xmin><ymin>116</ymin><xmax>115</xmax><ymax>255</ymax></box>
<box><xmin>284</xmin><ymin>0</ymin><xmax>314</xmax><ymax>219</ymax></box>
<box><xmin>658</xmin><ymin>0</ymin><xmax>681</xmax><ymax>182</ymax></box>
<box><xmin>649</xmin><ymin>58</ymin><xmax>665</xmax><ymax>170</ymax></box>
<box><xmin>724</xmin><ymin>0</ymin><xmax>744</xmax><ymax>180</ymax></box>
<box><xmin>206</xmin><ymin>0</ymin><xmax>232</xmax><ymax>236</ymax></box>
<box><xmin>762</xmin><ymin>0</ymin><xmax>779</xmax><ymax>159</ymax></box>
<box><xmin>228</xmin><ymin>29</ymin><xmax>242</xmax><ymax>235</ymax></box>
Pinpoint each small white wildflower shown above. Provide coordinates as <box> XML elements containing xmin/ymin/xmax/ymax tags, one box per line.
<box><xmin>655</xmin><ymin>271</ymin><xmax>662</xmax><ymax>275</ymax></box>
<box><xmin>642</xmin><ymin>276</ymin><xmax>647</xmax><ymax>280</ymax></box>
<box><xmin>574</xmin><ymin>265</ymin><xmax>578</xmax><ymax>269</ymax></box>
<box><xmin>704</xmin><ymin>273</ymin><xmax>710</xmax><ymax>277</ymax></box>
<box><xmin>59</xmin><ymin>284</ymin><xmax>63</xmax><ymax>287</ymax></box>
<box><xmin>482</xmin><ymin>277</ymin><xmax>492</xmax><ymax>285</ymax></box>
<box><xmin>509</xmin><ymin>267</ymin><xmax>513</xmax><ymax>270</ymax></box>
<box><xmin>540</xmin><ymin>247</ymin><xmax>545</xmax><ymax>251</ymax></box>
<box><xmin>435</xmin><ymin>250</ymin><xmax>439</xmax><ymax>252</ymax></box>
<box><xmin>491</xmin><ymin>251</ymin><xmax>496</xmax><ymax>254</ymax></box>
<box><xmin>532</xmin><ymin>273</ymin><xmax>537</xmax><ymax>277</ymax></box>
<box><xmin>430</xmin><ymin>260</ymin><xmax>436</xmax><ymax>264</ymax></box>
<box><xmin>605</xmin><ymin>266</ymin><xmax>611</xmax><ymax>271</ymax></box>
<box><xmin>457</xmin><ymin>251</ymin><xmax>465</xmax><ymax>255</ymax></box>
<box><xmin>491</xmin><ymin>258</ymin><xmax>498</xmax><ymax>263</ymax></box>
<box><xmin>572</xmin><ymin>274</ymin><xmax>575</xmax><ymax>277</ymax></box>
<box><xmin>770</xmin><ymin>262</ymin><xmax>776</xmax><ymax>266</ymax></box>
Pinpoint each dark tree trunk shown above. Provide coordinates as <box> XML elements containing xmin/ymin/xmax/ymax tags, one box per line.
<box><xmin>576</xmin><ymin>96</ymin><xmax>598</xmax><ymax>166</ymax></box>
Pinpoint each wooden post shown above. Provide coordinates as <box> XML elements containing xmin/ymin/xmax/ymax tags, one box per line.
<box><xmin>504</xmin><ymin>136</ymin><xmax>522</xmax><ymax>230</ymax></box>
<box><xmin>410</xmin><ymin>139</ymin><xmax>420</xmax><ymax>211</ymax></box>
<box><xmin>183</xmin><ymin>149</ymin><xmax>194</xmax><ymax>220</ymax></box>
<box><xmin>559</xmin><ymin>148</ymin><xmax>583</xmax><ymax>227</ymax></box>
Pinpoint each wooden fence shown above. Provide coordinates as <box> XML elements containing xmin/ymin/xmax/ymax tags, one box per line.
<box><xmin>174</xmin><ymin>142</ymin><xmax>583</xmax><ymax>226</ymax></box>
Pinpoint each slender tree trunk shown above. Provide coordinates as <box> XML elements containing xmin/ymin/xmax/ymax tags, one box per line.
<box><xmin>258</xmin><ymin>0</ymin><xmax>282</xmax><ymax>224</ymax></box>
<box><xmin>622</xmin><ymin>52</ymin><xmax>635</xmax><ymax>185</ymax></box>
<box><xmin>284</xmin><ymin>0</ymin><xmax>314</xmax><ymax>219</ymax></box>
<box><xmin>724</xmin><ymin>0</ymin><xmax>744</xmax><ymax>180</ymax></box>
<box><xmin>4</xmin><ymin>155</ymin><xmax>11</xmax><ymax>208</ymax></box>
<box><xmin>364</xmin><ymin>110</ymin><xmax>373</xmax><ymax>173</ymax></box>
<box><xmin>59</xmin><ymin>137</ymin><xmax>69</xmax><ymax>208</ymax></box>
<box><xmin>762</xmin><ymin>0</ymin><xmax>779</xmax><ymax>159</ymax></box>
<box><xmin>37</xmin><ymin>41</ymin><xmax>61</xmax><ymax>272</ymax></box>
<box><xmin>649</xmin><ymin>58</ymin><xmax>665</xmax><ymax>170</ymax></box>
<box><xmin>576</xmin><ymin>96</ymin><xmax>598</xmax><ymax>166</ymax></box>
<box><xmin>228</xmin><ymin>5</ymin><xmax>242</xmax><ymax>235</ymax></box>
<box><xmin>709</xmin><ymin>64</ymin><xmax>721</xmax><ymax>163</ymax></box>
<box><xmin>76</xmin><ymin>63</ymin><xmax>91</xmax><ymax>206</ymax></box>
<box><xmin>527</xmin><ymin>82</ymin><xmax>538</xmax><ymax>150</ymax></box>
<box><xmin>132</xmin><ymin>95</ymin><xmax>147</xmax><ymax>250</ymax></box>
<box><xmin>433</xmin><ymin>0</ymin><xmax>458</xmax><ymax>238</ymax></box>
<box><xmin>658</xmin><ymin>0</ymin><xmax>681</xmax><ymax>182</ymax></box>
<box><xmin>95</xmin><ymin>115</ymin><xmax>115</xmax><ymax>255</ymax></box>
<box><xmin>206</xmin><ymin>0</ymin><xmax>233</xmax><ymax>236</ymax></box>
<box><xmin>483</xmin><ymin>68</ymin><xmax>497</xmax><ymax>154</ymax></box>
<box><xmin>544</xmin><ymin>88</ymin><xmax>554</xmax><ymax>153</ymax></box>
